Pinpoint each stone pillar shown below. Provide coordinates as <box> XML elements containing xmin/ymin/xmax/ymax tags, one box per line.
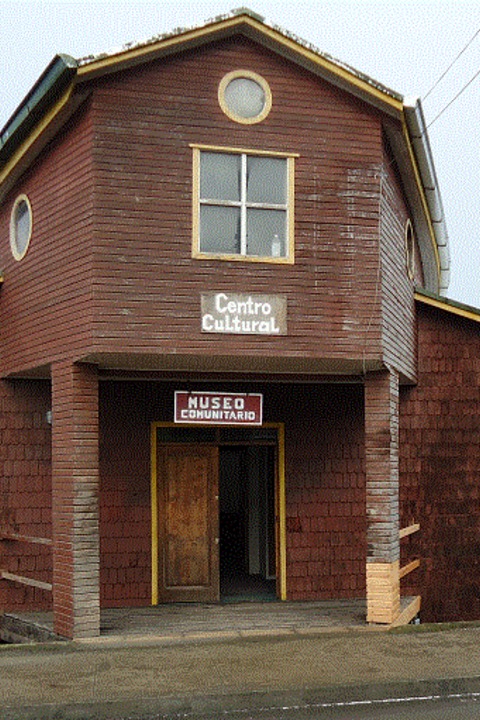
<box><xmin>51</xmin><ymin>361</ymin><xmax>100</xmax><ymax>639</ymax></box>
<box><xmin>365</xmin><ymin>368</ymin><xmax>400</xmax><ymax>624</ymax></box>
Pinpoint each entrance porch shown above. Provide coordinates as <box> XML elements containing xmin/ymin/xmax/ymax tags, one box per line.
<box><xmin>1</xmin><ymin>599</ymin><xmax>369</xmax><ymax>643</ymax></box>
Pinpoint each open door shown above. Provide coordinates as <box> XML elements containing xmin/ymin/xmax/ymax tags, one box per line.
<box><xmin>157</xmin><ymin>444</ymin><xmax>219</xmax><ymax>602</ymax></box>
<box><xmin>219</xmin><ymin>445</ymin><xmax>277</xmax><ymax>600</ymax></box>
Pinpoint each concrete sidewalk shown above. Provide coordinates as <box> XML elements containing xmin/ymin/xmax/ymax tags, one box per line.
<box><xmin>1</xmin><ymin>622</ymin><xmax>480</xmax><ymax>719</ymax></box>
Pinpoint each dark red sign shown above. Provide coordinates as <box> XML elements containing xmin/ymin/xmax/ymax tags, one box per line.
<box><xmin>174</xmin><ymin>391</ymin><xmax>263</xmax><ymax>426</ymax></box>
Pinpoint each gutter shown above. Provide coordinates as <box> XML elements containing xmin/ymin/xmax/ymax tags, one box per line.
<box><xmin>0</xmin><ymin>54</ymin><xmax>77</xmax><ymax>167</ymax></box>
<box><xmin>403</xmin><ymin>97</ymin><xmax>450</xmax><ymax>292</ymax></box>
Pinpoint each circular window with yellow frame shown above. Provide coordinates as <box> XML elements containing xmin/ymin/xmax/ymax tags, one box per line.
<box><xmin>218</xmin><ymin>70</ymin><xmax>272</xmax><ymax>124</ymax></box>
<box><xmin>10</xmin><ymin>194</ymin><xmax>33</xmax><ymax>261</ymax></box>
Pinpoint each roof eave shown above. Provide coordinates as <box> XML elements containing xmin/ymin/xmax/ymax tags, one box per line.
<box><xmin>0</xmin><ymin>54</ymin><xmax>78</xmax><ymax>165</ymax></box>
<box><xmin>415</xmin><ymin>289</ymin><xmax>480</xmax><ymax>324</ymax></box>
<box><xmin>0</xmin><ymin>11</ymin><xmax>406</xmax><ymax>199</ymax></box>
<box><xmin>75</xmin><ymin>12</ymin><xmax>404</xmax><ymax>118</ymax></box>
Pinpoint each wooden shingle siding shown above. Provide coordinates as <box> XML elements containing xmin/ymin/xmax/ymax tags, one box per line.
<box><xmin>380</xmin><ymin>143</ymin><xmax>416</xmax><ymax>381</ymax></box>
<box><xmin>0</xmin><ymin>379</ymin><xmax>52</xmax><ymax>612</ymax></box>
<box><xmin>0</xmin><ymin>107</ymin><xmax>95</xmax><ymax>376</ymax></box>
<box><xmin>89</xmin><ymin>38</ymin><xmax>387</xmax><ymax>365</ymax></box>
<box><xmin>400</xmin><ymin>303</ymin><xmax>480</xmax><ymax>622</ymax></box>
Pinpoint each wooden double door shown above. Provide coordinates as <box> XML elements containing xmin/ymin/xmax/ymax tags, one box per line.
<box><xmin>156</xmin><ymin>440</ymin><xmax>276</xmax><ymax>603</ymax></box>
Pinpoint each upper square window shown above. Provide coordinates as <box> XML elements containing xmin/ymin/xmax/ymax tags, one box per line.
<box><xmin>192</xmin><ymin>146</ymin><xmax>295</xmax><ymax>263</ymax></box>
<box><xmin>218</xmin><ymin>71</ymin><xmax>272</xmax><ymax>124</ymax></box>
<box><xmin>10</xmin><ymin>194</ymin><xmax>32</xmax><ymax>261</ymax></box>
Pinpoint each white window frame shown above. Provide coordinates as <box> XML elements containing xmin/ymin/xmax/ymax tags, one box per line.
<box><xmin>191</xmin><ymin>145</ymin><xmax>296</xmax><ymax>264</ymax></box>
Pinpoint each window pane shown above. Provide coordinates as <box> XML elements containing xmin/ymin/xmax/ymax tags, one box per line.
<box><xmin>224</xmin><ymin>77</ymin><xmax>266</xmax><ymax>119</ymax></box>
<box><xmin>200</xmin><ymin>152</ymin><xmax>241</xmax><ymax>201</ymax></box>
<box><xmin>247</xmin><ymin>157</ymin><xmax>287</xmax><ymax>205</ymax></box>
<box><xmin>247</xmin><ymin>209</ymin><xmax>286</xmax><ymax>257</ymax></box>
<box><xmin>200</xmin><ymin>205</ymin><xmax>241</xmax><ymax>254</ymax></box>
<box><xmin>15</xmin><ymin>200</ymin><xmax>31</xmax><ymax>255</ymax></box>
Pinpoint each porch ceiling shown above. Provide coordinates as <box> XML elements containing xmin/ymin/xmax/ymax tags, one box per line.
<box><xmin>81</xmin><ymin>352</ymin><xmax>383</xmax><ymax>378</ymax></box>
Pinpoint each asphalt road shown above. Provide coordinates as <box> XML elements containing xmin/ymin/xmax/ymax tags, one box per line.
<box><xmin>125</xmin><ymin>692</ymin><xmax>480</xmax><ymax>719</ymax></box>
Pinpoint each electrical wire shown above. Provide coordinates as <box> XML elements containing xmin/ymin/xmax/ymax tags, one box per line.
<box><xmin>423</xmin><ymin>27</ymin><xmax>480</xmax><ymax>101</ymax></box>
<box><xmin>427</xmin><ymin>66</ymin><xmax>480</xmax><ymax>128</ymax></box>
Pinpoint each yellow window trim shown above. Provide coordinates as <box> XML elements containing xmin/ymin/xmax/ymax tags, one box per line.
<box><xmin>218</xmin><ymin>69</ymin><xmax>273</xmax><ymax>125</ymax></box>
<box><xmin>150</xmin><ymin>421</ymin><xmax>287</xmax><ymax>605</ymax></box>
<box><xmin>191</xmin><ymin>145</ymin><xmax>296</xmax><ymax>264</ymax></box>
<box><xmin>190</xmin><ymin>143</ymin><xmax>299</xmax><ymax>158</ymax></box>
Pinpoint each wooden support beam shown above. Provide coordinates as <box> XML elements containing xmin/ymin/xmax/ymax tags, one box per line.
<box><xmin>366</xmin><ymin>561</ymin><xmax>400</xmax><ymax>624</ymax></box>
<box><xmin>399</xmin><ymin>523</ymin><xmax>420</xmax><ymax>539</ymax></box>
<box><xmin>391</xmin><ymin>595</ymin><xmax>421</xmax><ymax>627</ymax></box>
<box><xmin>399</xmin><ymin>558</ymin><xmax>420</xmax><ymax>579</ymax></box>
<box><xmin>1</xmin><ymin>571</ymin><xmax>52</xmax><ymax>592</ymax></box>
<box><xmin>0</xmin><ymin>532</ymin><xmax>52</xmax><ymax>545</ymax></box>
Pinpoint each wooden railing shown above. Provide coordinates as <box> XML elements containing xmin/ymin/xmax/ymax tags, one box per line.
<box><xmin>0</xmin><ymin>532</ymin><xmax>52</xmax><ymax>546</ymax></box>
<box><xmin>392</xmin><ymin>521</ymin><xmax>421</xmax><ymax>626</ymax></box>
<box><xmin>0</xmin><ymin>532</ymin><xmax>53</xmax><ymax>593</ymax></box>
<box><xmin>399</xmin><ymin>522</ymin><xmax>420</xmax><ymax>540</ymax></box>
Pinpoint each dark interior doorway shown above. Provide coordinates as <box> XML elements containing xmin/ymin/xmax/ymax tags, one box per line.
<box><xmin>219</xmin><ymin>445</ymin><xmax>276</xmax><ymax>601</ymax></box>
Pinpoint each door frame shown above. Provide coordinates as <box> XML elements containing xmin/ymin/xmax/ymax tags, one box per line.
<box><xmin>150</xmin><ymin>422</ymin><xmax>286</xmax><ymax>604</ymax></box>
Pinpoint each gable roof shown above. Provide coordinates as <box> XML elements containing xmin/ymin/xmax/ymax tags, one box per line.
<box><xmin>0</xmin><ymin>8</ymin><xmax>449</xmax><ymax>293</ymax></box>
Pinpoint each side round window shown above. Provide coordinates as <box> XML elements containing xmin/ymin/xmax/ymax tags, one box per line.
<box><xmin>10</xmin><ymin>194</ymin><xmax>33</xmax><ymax>261</ymax></box>
<box><xmin>405</xmin><ymin>219</ymin><xmax>415</xmax><ymax>281</ymax></box>
<box><xmin>219</xmin><ymin>70</ymin><xmax>272</xmax><ymax>124</ymax></box>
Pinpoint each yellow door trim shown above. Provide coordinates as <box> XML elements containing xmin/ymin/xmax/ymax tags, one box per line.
<box><xmin>150</xmin><ymin>421</ymin><xmax>287</xmax><ymax>604</ymax></box>
<box><xmin>276</xmin><ymin>422</ymin><xmax>287</xmax><ymax>600</ymax></box>
<box><xmin>150</xmin><ymin>422</ymin><xmax>159</xmax><ymax>606</ymax></box>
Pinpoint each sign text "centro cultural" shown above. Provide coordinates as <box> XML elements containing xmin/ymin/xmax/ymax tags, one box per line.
<box><xmin>201</xmin><ymin>292</ymin><xmax>287</xmax><ymax>335</ymax></box>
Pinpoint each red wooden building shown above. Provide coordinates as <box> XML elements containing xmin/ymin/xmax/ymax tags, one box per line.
<box><xmin>0</xmin><ymin>10</ymin><xmax>479</xmax><ymax>639</ymax></box>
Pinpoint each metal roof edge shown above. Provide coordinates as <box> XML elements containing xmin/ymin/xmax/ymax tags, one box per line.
<box><xmin>404</xmin><ymin>98</ymin><xmax>450</xmax><ymax>293</ymax></box>
<box><xmin>415</xmin><ymin>289</ymin><xmax>480</xmax><ymax>324</ymax></box>
<box><xmin>0</xmin><ymin>55</ymin><xmax>77</xmax><ymax>163</ymax></box>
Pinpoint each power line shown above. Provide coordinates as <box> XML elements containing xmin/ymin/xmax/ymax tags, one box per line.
<box><xmin>427</xmin><ymin>66</ymin><xmax>480</xmax><ymax>128</ymax></box>
<box><xmin>423</xmin><ymin>27</ymin><xmax>480</xmax><ymax>101</ymax></box>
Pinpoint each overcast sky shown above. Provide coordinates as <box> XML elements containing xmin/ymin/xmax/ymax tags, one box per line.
<box><xmin>1</xmin><ymin>0</ymin><xmax>479</xmax><ymax>308</ymax></box>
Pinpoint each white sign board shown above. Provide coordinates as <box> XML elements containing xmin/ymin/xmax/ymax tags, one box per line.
<box><xmin>201</xmin><ymin>292</ymin><xmax>287</xmax><ymax>335</ymax></box>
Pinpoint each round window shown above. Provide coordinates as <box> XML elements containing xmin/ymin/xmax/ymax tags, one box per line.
<box><xmin>218</xmin><ymin>70</ymin><xmax>272</xmax><ymax>124</ymax></box>
<box><xmin>10</xmin><ymin>194</ymin><xmax>32</xmax><ymax>261</ymax></box>
<box><xmin>405</xmin><ymin>219</ymin><xmax>415</xmax><ymax>281</ymax></box>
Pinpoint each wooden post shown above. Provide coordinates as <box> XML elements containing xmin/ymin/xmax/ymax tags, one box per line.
<box><xmin>51</xmin><ymin>361</ymin><xmax>100</xmax><ymax>639</ymax></box>
<box><xmin>365</xmin><ymin>368</ymin><xmax>400</xmax><ymax>624</ymax></box>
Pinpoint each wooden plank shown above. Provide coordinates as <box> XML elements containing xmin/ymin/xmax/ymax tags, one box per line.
<box><xmin>1</xmin><ymin>571</ymin><xmax>52</xmax><ymax>592</ymax></box>
<box><xmin>399</xmin><ymin>523</ymin><xmax>420</xmax><ymax>539</ymax></box>
<box><xmin>399</xmin><ymin>558</ymin><xmax>420</xmax><ymax>579</ymax></box>
<box><xmin>391</xmin><ymin>595</ymin><xmax>421</xmax><ymax>627</ymax></box>
<box><xmin>0</xmin><ymin>532</ymin><xmax>52</xmax><ymax>546</ymax></box>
